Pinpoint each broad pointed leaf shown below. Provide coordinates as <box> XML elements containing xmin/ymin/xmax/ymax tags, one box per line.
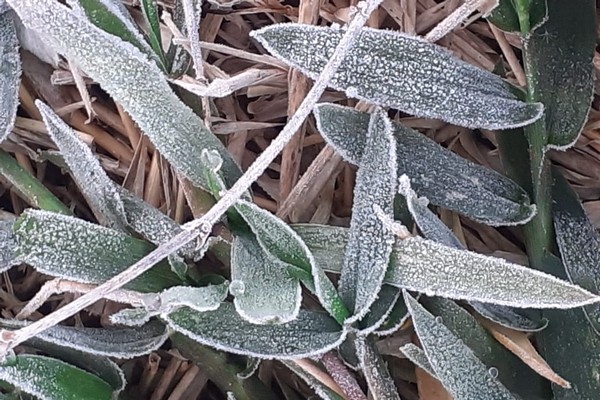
<box><xmin>0</xmin><ymin>355</ymin><xmax>113</xmax><ymax>400</ymax></box>
<box><xmin>252</xmin><ymin>24</ymin><xmax>543</xmax><ymax>129</ymax></box>
<box><xmin>0</xmin><ymin>9</ymin><xmax>20</xmax><ymax>144</ymax></box>
<box><xmin>524</xmin><ymin>0</ymin><xmax>595</xmax><ymax>149</ymax></box>
<box><xmin>553</xmin><ymin>172</ymin><xmax>600</xmax><ymax>333</ymax></box>
<box><xmin>13</xmin><ymin>209</ymin><xmax>182</xmax><ymax>292</ymax></box>
<box><xmin>7</xmin><ymin>0</ymin><xmax>241</xmax><ymax>188</ymax></box>
<box><xmin>339</xmin><ymin>109</ymin><xmax>396</xmax><ymax>322</ymax></box>
<box><xmin>164</xmin><ymin>303</ymin><xmax>346</xmax><ymax>359</ymax></box>
<box><xmin>404</xmin><ymin>292</ymin><xmax>518</xmax><ymax>400</ymax></box>
<box><xmin>231</xmin><ymin>233</ymin><xmax>301</xmax><ymax>324</ymax></box>
<box><xmin>0</xmin><ymin>219</ymin><xmax>17</xmax><ymax>272</ymax></box>
<box><xmin>355</xmin><ymin>337</ymin><xmax>400</xmax><ymax>399</ymax></box>
<box><xmin>313</xmin><ymin>104</ymin><xmax>535</xmax><ymax>226</ymax></box>
<box><xmin>357</xmin><ymin>285</ymin><xmax>401</xmax><ymax>335</ymax></box>
<box><xmin>400</xmin><ymin>343</ymin><xmax>436</xmax><ymax>377</ymax></box>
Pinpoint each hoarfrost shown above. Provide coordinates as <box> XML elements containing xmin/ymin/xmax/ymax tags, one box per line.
<box><xmin>0</xmin><ymin>219</ymin><xmax>18</xmax><ymax>272</ymax></box>
<box><xmin>0</xmin><ymin>9</ymin><xmax>20</xmax><ymax>144</ymax></box>
<box><xmin>252</xmin><ymin>24</ymin><xmax>543</xmax><ymax>129</ymax></box>
<box><xmin>355</xmin><ymin>336</ymin><xmax>401</xmax><ymax>399</ymax></box>
<box><xmin>400</xmin><ymin>343</ymin><xmax>436</xmax><ymax>377</ymax></box>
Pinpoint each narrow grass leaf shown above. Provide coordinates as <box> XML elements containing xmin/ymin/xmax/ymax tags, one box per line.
<box><xmin>314</xmin><ymin>104</ymin><xmax>535</xmax><ymax>226</ymax></box>
<box><xmin>355</xmin><ymin>337</ymin><xmax>401</xmax><ymax>399</ymax></box>
<box><xmin>400</xmin><ymin>343</ymin><xmax>436</xmax><ymax>378</ymax></box>
<box><xmin>37</xmin><ymin>100</ymin><xmax>127</xmax><ymax>230</ymax></box>
<box><xmin>0</xmin><ymin>9</ymin><xmax>20</xmax><ymax>144</ymax></box>
<box><xmin>0</xmin><ymin>355</ymin><xmax>113</xmax><ymax>400</ymax></box>
<box><xmin>13</xmin><ymin>209</ymin><xmax>182</xmax><ymax>292</ymax></box>
<box><xmin>0</xmin><ymin>219</ymin><xmax>17</xmax><ymax>272</ymax></box>
<box><xmin>389</xmin><ymin>236</ymin><xmax>599</xmax><ymax>309</ymax></box>
<box><xmin>252</xmin><ymin>24</ymin><xmax>543</xmax><ymax>129</ymax></box>
<box><xmin>553</xmin><ymin>172</ymin><xmax>600</xmax><ymax>333</ymax></box>
<box><xmin>231</xmin><ymin>233</ymin><xmax>301</xmax><ymax>324</ymax></box>
<box><xmin>8</xmin><ymin>0</ymin><xmax>241</xmax><ymax>188</ymax></box>
<box><xmin>487</xmin><ymin>0</ymin><xmax>547</xmax><ymax>34</ymax></box>
<box><xmin>524</xmin><ymin>0</ymin><xmax>595</xmax><ymax>150</ymax></box>
<box><xmin>164</xmin><ymin>303</ymin><xmax>346</xmax><ymax>359</ymax></box>
<box><xmin>470</xmin><ymin>302</ymin><xmax>548</xmax><ymax>332</ymax></box>
<box><xmin>235</xmin><ymin>200</ymin><xmax>348</xmax><ymax>324</ymax></box>
<box><xmin>405</xmin><ymin>292</ymin><xmax>518</xmax><ymax>400</ymax></box>
<box><xmin>140</xmin><ymin>0</ymin><xmax>165</xmax><ymax>66</ymax></box>
<box><xmin>538</xmin><ymin>254</ymin><xmax>600</xmax><ymax>399</ymax></box>
<box><xmin>281</xmin><ymin>360</ymin><xmax>344</xmax><ymax>400</ymax></box>
<box><xmin>339</xmin><ymin>109</ymin><xmax>397</xmax><ymax>322</ymax></box>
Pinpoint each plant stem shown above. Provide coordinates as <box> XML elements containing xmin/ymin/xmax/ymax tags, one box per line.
<box><xmin>513</xmin><ymin>0</ymin><xmax>531</xmax><ymax>36</ymax></box>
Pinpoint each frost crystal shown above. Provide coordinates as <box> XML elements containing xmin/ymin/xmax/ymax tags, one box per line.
<box><xmin>0</xmin><ymin>10</ymin><xmax>20</xmax><ymax>144</ymax></box>
<box><xmin>252</xmin><ymin>24</ymin><xmax>543</xmax><ymax>129</ymax></box>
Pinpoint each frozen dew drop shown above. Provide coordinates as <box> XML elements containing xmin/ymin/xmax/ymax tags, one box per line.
<box><xmin>434</xmin><ymin>316</ymin><xmax>443</xmax><ymax>324</ymax></box>
<box><xmin>229</xmin><ymin>280</ymin><xmax>246</xmax><ymax>296</ymax></box>
<box><xmin>330</xmin><ymin>22</ymin><xmax>341</xmax><ymax>30</ymax></box>
<box><xmin>488</xmin><ymin>367</ymin><xmax>499</xmax><ymax>378</ymax></box>
<box><xmin>346</xmin><ymin>86</ymin><xmax>359</xmax><ymax>98</ymax></box>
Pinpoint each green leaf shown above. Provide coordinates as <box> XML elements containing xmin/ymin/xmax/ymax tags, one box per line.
<box><xmin>313</xmin><ymin>104</ymin><xmax>535</xmax><ymax>226</ymax></box>
<box><xmin>487</xmin><ymin>0</ymin><xmax>547</xmax><ymax>33</ymax></box>
<box><xmin>8</xmin><ymin>0</ymin><xmax>241</xmax><ymax>189</ymax></box>
<box><xmin>231</xmin><ymin>233</ymin><xmax>301</xmax><ymax>324</ymax></box>
<box><xmin>357</xmin><ymin>285</ymin><xmax>401</xmax><ymax>335</ymax></box>
<box><xmin>538</xmin><ymin>254</ymin><xmax>600</xmax><ymax>399</ymax></box>
<box><xmin>339</xmin><ymin>109</ymin><xmax>396</xmax><ymax>322</ymax></box>
<box><xmin>13</xmin><ymin>209</ymin><xmax>182</xmax><ymax>292</ymax></box>
<box><xmin>389</xmin><ymin>236</ymin><xmax>599</xmax><ymax>309</ymax></box>
<box><xmin>400</xmin><ymin>343</ymin><xmax>436</xmax><ymax>377</ymax></box>
<box><xmin>553</xmin><ymin>172</ymin><xmax>600</xmax><ymax>333</ymax></box>
<box><xmin>404</xmin><ymin>292</ymin><xmax>518</xmax><ymax>400</ymax></box>
<box><xmin>164</xmin><ymin>303</ymin><xmax>346</xmax><ymax>359</ymax></box>
<box><xmin>140</xmin><ymin>0</ymin><xmax>166</xmax><ymax>67</ymax></box>
<box><xmin>37</xmin><ymin>100</ymin><xmax>127</xmax><ymax>230</ymax></box>
<box><xmin>0</xmin><ymin>219</ymin><xmax>17</xmax><ymax>272</ymax></box>
<box><xmin>0</xmin><ymin>9</ymin><xmax>20</xmax><ymax>144</ymax></box>
<box><xmin>0</xmin><ymin>355</ymin><xmax>113</xmax><ymax>400</ymax></box>
<box><xmin>355</xmin><ymin>337</ymin><xmax>400</xmax><ymax>399</ymax></box>
<box><xmin>0</xmin><ymin>149</ymin><xmax>72</xmax><ymax>215</ymax></box>
<box><xmin>251</xmin><ymin>24</ymin><xmax>543</xmax><ymax>130</ymax></box>
<box><xmin>524</xmin><ymin>0</ymin><xmax>595</xmax><ymax>149</ymax></box>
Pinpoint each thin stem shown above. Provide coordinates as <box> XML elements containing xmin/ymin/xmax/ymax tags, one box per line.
<box><xmin>0</xmin><ymin>0</ymin><xmax>384</xmax><ymax>358</ymax></box>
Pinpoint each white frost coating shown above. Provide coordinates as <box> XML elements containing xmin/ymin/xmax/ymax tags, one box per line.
<box><xmin>282</xmin><ymin>360</ymin><xmax>344</xmax><ymax>400</ymax></box>
<box><xmin>254</xmin><ymin>24</ymin><xmax>544</xmax><ymax>130</ymax></box>
<box><xmin>339</xmin><ymin>109</ymin><xmax>397</xmax><ymax>323</ymax></box>
<box><xmin>165</xmin><ymin>303</ymin><xmax>347</xmax><ymax>359</ymax></box>
<box><xmin>400</xmin><ymin>343</ymin><xmax>437</xmax><ymax>377</ymax></box>
<box><xmin>358</xmin><ymin>285</ymin><xmax>401</xmax><ymax>336</ymax></box>
<box><xmin>231</xmin><ymin>234</ymin><xmax>301</xmax><ymax>325</ymax></box>
<box><xmin>291</xmin><ymin>224</ymin><xmax>348</xmax><ymax>275</ymax></box>
<box><xmin>0</xmin><ymin>219</ymin><xmax>18</xmax><ymax>272</ymax></box>
<box><xmin>389</xmin><ymin>237</ymin><xmax>600</xmax><ymax>309</ymax></box>
<box><xmin>404</xmin><ymin>292</ymin><xmax>518</xmax><ymax>400</ymax></box>
<box><xmin>236</xmin><ymin>200</ymin><xmax>347</xmax><ymax>323</ymax></box>
<box><xmin>313</xmin><ymin>103</ymin><xmax>536</xmax><ymax>226</ymax></box>
<box><xmin>37</xmin><ymin>100</ymin><xmax>128</xmax><ymax>231</ymax></box>
<box><xmin>0</xmin><ymin>10</ymin><xmax>20</xmax><ymax>144</ymax></box>
<box><xmin>355</xmin><ymin>336</ymin><xmax>401</xmax><ymax>399</ymax></box>
<box><xmin>0</xmin><ymin>354</ymin><xmax>113</xmax><ymax>399</ymax></box>
<box><xmin>12</xmin><ymin>12</ymin><xmax>60</xmax><ymax>66</ymax></box>
<box><xmin>8</xmin><ymin>0</ymin><xmax>241</xmax><ymax>188</ymax></box>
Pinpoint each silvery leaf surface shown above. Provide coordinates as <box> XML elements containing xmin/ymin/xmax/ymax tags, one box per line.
<box><xmin>231</xmin><ymin>233</ymin><xmax>301</xmax><ymax>324</ymax></box>
<box><xmin>164</xmin><ymin>303</ymin><xmax>346</xmax><ymax>359</ymax></box>
<box><xmin>400</xmin><ymin>343</ymin><xmax>436</xmax><ymax>377</ymax></box>
<box><xmin>0</xmin><ymin>9</ymin><xmax>20</xmax><ymax>144</ymax></box>
<box><xmin>553</xmin><ymin>172</ymin><xmax>600</xmax><ymax>333</ymax></box>
<box><xmin>37</xmin><ymin>100</ymin><xmax>127</xmax><ymax>231</ymax></box>
<box><xmin>0</xmin><ymin>355</ymin><xmax>113</xmax><ymax>400</ymax></box>
<box><xmin>357</xmin><ymin>285</ymin><xmax>401</xmax><ymax>335</ymax></box>
<box><xmin>404</xmin><ymin>292</ymin><xmax>518</xmax><ymax>400</ymax></box>
<box><xmin>338</xmin><ymin>109</ymin><xmax>397</xmax><ymax>322</ymax></box>
<box><xmin>291</xmin><ymin>223</ymin><xmax>347</xmax><ymax>275</ymax></box>
<box><xmin>235</xmin><ymin>199</ymin><xmax>348</xmax><ymax>324</ymax></box>
<box><xmin>7</xmin><ymin>0</ymin><xmax>241</xmax><ymax>188</ymax></box>
<box><xmin>13</xmin><ymin>209</ymin><xmax>182</xmax><ymax>292</ymax></box>
<box><xmin>389</xmin><ymin>236</ymin><xmax>599</xmax><ymax>309</ymax></box>
<box><xmin>251</xmin><ymin>24</ymin><xmax>543</xmax><ymax>130</ymax></box>
<box><xmin>355</xmin><ymin>337</ymin><xmax>401</xmax><ymax>399</ymax></box>
<box><xmin>313</xmin><ymin>104</ymin><xmax>535</xmax><ymax>226</ymax></box>
<box><xmin>0</xmin><ymin>219</ymin><xmax>17</xmax><ymax>272</ymax></box>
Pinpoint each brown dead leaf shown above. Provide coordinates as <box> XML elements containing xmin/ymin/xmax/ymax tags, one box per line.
<box><xmin>415</xmin><ymin>366</ymin><xmax>452</xmax><ymax>400</ymax></box>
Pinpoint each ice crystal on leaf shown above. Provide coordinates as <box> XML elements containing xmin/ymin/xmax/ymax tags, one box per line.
<box><xmin>0</xmin><ymin>9</ymin><xmax>20</xmax><ymax>144</ymax></box>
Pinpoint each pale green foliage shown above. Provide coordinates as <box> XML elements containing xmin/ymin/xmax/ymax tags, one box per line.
<box><xmin>0</xmin><ymin>219</ymin><xmax>17</xmax><ymax>272</ymax></box>
<box><xmin>400</xmin><ymin>343</ymin><xmax>436</xmax><ymax>377</ymax></box>
<box><xmin>252</xmin><ymin>24</ymin><xmax>543</xmax><ymax>129</ymax></box>
<box><xmin>356</xmin><ymin>337</ymin><xmax>401</xmax><ymax>400</ymax></box>
<box><xmin>0</xmin><ymin>9</ymin><xmax>20</xmax><ymax>144</ymax></box>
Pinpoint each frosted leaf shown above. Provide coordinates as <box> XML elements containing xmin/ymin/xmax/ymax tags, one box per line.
<box><xmin>525</xmin><ymin>0</ymin><xmax>595</xmax><ymax>150</ymax></box>
<box><xmin>400</xmin><ymin>343</ymin><xmax>436</xmax><ymax>377</ymax></box>
<box><xmin>313</xmin><ymin>104</ymin><xmax>536</xmax><ymax>226</ymax></box>
<box><xmin>164</xmin><ymin>303</ymin><xmax>346</xmax><ymax>359</ymax></box>
<box><xmin>388</xmin><ymin>236</ymin><xmax>600</xmax><ymax>308</ymax></box>
<box><xmin>237</xmin><ymin>357</ymin><xmax>261</xmax><ymax>380</ymax></box>
<box><xmin>373</xmin><ymin>298</ymin><xmax>409</xmax><ymax>336</ymax></box>
<box><xmin>235</xmin><ymin>200</ymin><xmax>348</xmax><ymax>324</ymax></box>
<box><xmin>13</xmin><ymin>209</ymin><xmax>182</xmax><ymax>293</ymax></box>
<box><xmin>357</xmin><ymin>285</ymin><xmax>401</xmax><ymax>335</ymax></box>
<box><xmin>399</xmin><ymin>175</ymin><xmax>546</xmax><ymax>331</ymax></box>
<box><xmin>0</xmin><ymin>10</ymin><xmax>20</xmax><ymax>144</ymax></box>
<box><xmin>0</xmin><ymin>219</ymin><xmax>18</xmax><ymax>272</ymax></box>
<box><xmin>37</xmin><ymin>100</ymin><xmax>127</xmax><ymax>230</ymax></box>
<box><xmin>338</xmin><ymin>109</ymin><xmax>396</xmax><ymax>322</ymax></box>
<box><xmin>291</xmin><ymin>223</ymin><xmax>347</xmax><ymax>274</ymax></box>
<box><xmin>404</xmin><ymin>292</ymin><xmax>518</xmax><ymax>400</ymax></box>
<box><xmin>553</xmin><ymin>173</ymin><xmax>600</xmax><ymax>333</ymax></box>
<box><xmin>252</xmin><ymin>24</ymin><xmax>543</xmax><ymax>130</ymax></box>
<box><xmin>355</xmin><ymin>337</ymin><xmax>400</xmax><ymax>400</ymax></box>
<box><xmin>7</xmin><ymin>0</ymin><xmax>241</xmax><ymax>188</ymax></box>
<box><xmin>110</xmin><ymin>283</ymin><xmax>228</xmax><ymax>326</ymax></box>
<box><xmin>281</xmin><ymin>360</ymin><xmax>344</xmax><ymax>400</ymax></box>
<box><xmin>231</xmin><ymin>233</ymin><xmax>301</xmax><ymax>324</ymax></box>
<box><xmin>0</xmin><ymin>354</ymin><xmax>113</xmax><ymax>400</ymax></box>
